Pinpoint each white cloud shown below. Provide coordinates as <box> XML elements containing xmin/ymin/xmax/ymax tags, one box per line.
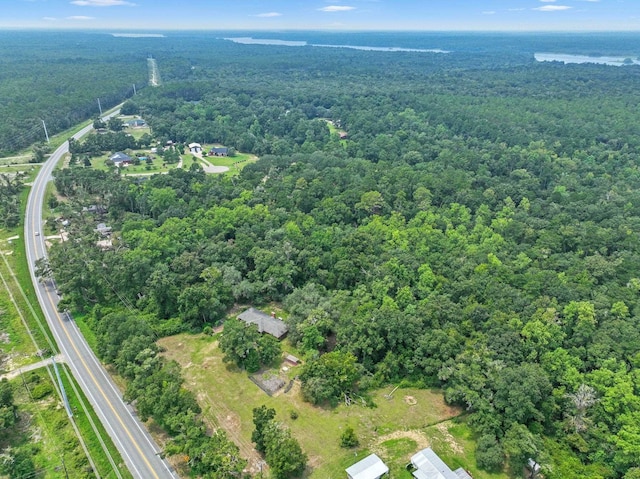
<box><xmin>67</xmin><ymin>15</ymin><xmax>95</xmax><ymax>20</ymax></box>
<box><xmin>533</xmin><ymin>5</ymin><xmax>572</xmax><ymax>11</ymax></box>
<box><xmin>539</xmin><ymin>0</ymin><xmax>557</xmax><ymax>2</ymax></box>
<box><xmin>254</xmin><ymin>12</ymin><xmax>282</xmax><ymax>17</ymax></box>
<box><xmin>318</xmin><ymin>6</ymin><xmax>356</xmax><ymax>12</ymax></box>
<box><xmin>42</xmin><ymin>16</ymin><xmax>57</xmax><ymax>21</ymax></box>
<box><xmin>70</xmin><ymin>0</ymin><xmax>135</xmax><ymax>6</ymax></box>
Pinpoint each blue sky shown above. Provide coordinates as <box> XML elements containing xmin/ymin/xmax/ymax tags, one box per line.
<box><xmin>2</xmin><ymin>0</ymin><xmax>638</xmax><ymax>31</ymax></box>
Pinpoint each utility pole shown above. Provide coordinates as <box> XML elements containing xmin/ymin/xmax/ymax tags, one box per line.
<box><xmin>52</xmin><ymin>356</ymin><xmax>73</xmax><ymax>418</ymax></box>
<box><xmin>97</xmin><ymin>97</ymin><xmax>103</xmax><ymax>116</ymax></box>
<box><xmin>62</xmin><ymin>458</ymin><xmax>69</xmax><ymax>479</ymax></box>
<box><xmin>133</xmin><ymin>83</ymin><xmax>137</xmax><ymax>95</ymax></box>
<box><xmin>42</xmin><ymin>120</ymin><xmax>50</xmax><ymax>144</ymax></box>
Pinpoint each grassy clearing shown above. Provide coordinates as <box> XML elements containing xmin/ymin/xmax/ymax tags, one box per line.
<box><xmin>206</xmin><ymin>152</ymin><xmax>258</xmax><ymax>169</ymax></box>
<box><xmin>0</xmin><ymin>155</ymin><xmax>32</xmax><ymax>166</ymax></box>
<box><xmin>158</xmin><ymin>333</ymin><xmax>507</xmax><ymax>479</ymax></box>
<box><xmin>87</xmin><ymin>153</ymin><xmax>182</xmax><ymax>175</ymax></box>
<box><xmin>323</xmin><ymin>119</ymin><xmax>348</xmax><ymax>147</ymax></box>
<box><xmin>0</xmin><ymin>163</ymin><xmax>39</xmax><ymax>174</ymax></box>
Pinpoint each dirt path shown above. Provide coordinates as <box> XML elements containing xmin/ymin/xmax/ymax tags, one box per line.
<box><xmin>0</xmin><ymin>354</ymin><xmax>65</xmax><ymax>381</ymax></box>
<box><xmin>196</xmin><ymin>389</ymin><xmax>264</xmax><ymax>474</ymax></box>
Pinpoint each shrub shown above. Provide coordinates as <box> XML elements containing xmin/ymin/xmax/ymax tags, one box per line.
<box><xmin>340</xmin><ymin>427</ymin><xmax>359</xmax><ymax>448</ymax></box>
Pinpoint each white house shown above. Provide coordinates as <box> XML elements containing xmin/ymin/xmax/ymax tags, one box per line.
<box><xmin>188</xmin><ymin>142</ymin><xmax>202</xmax><ymax>154</ymax></box>
<box><xmin>346</xmin><ymin>454</ymin><xmax>389</xmax><ymax>479</ymax></box>
<box><xmin>410</xmin><ymin>448</ymin><xmax>471</xmax><ymax>479</ymax></box>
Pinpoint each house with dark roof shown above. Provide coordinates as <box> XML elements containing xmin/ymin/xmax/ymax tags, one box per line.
<box><xmin>209</xmin><ymin>147</ymin><xmax>229</xmax><ymax>156</ymax></box>
<box><xmin>410</xmin><ymin>448</ymin><xmax>472</xmax><ymax>479</ymax></box>
<box><xmin>237</xmin><ymin>308</ymin><xmax>288</xmax><ymax>340</ymax></box>
<box><xmin>109</xmin><ymin>152</ymin><xmax>132</xmax><ymax>166</ymax></box>
<box><xmin>127</xmin><ymin>119</ymin><xmax>146</xmax><ymax>128</ymax></box>
<box><xmin>346</xmin><ymin>454</ymin><xmax>389</xmax><ymax>479</ymax></box>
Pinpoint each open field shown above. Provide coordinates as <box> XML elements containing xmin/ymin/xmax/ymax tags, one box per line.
<box><xmin>159</xmin><ymin>333</ymin><xmax>510</xmax><ymax>479</ymax></box>
<box><xmin>197</xmin><ymin>149</ymin><xmax>259</xmax><ymax>176</ymax></box>
<box><xmin>87</xmin><ymin>151</ymin><xmax>182</xmax><ymax>175</ymax></box>
<box><xmin>323</xmin><ymin>119</ymin><xmax>348</xmax><ymax>146</ymax></box>
<box><xmin>0</xmin><ymin>163</ymin><xmax>41</xmax><ymax>181</ymax></box>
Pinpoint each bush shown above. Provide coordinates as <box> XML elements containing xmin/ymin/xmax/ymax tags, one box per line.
<box><xmin>340</xmin><ymin>427</ymin><xmax>359</xmax><ymax>448</ymax></box>
<box><xmin>30</xmin><ymin>382</ymin><xmax>54</xmax><ymax>400</ymax></box>
<box><xmin>289</xmin><ymin>410</ymin><xmax>299</xmax><ymax>420</ymax></box>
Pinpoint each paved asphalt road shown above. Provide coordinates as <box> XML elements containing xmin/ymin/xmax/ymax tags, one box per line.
<box><xmin>24</xmin><ymin>117</ymin><xmax>178</xmax><ymax>479</ymax></box>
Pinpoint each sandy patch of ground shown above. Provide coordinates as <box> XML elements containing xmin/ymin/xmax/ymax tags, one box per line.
<box><xmin>375</xmin><ymin>430</ymin><xmax>431</xmax><ymax>451</ymax></box>
<box><xmin>436</xmin><ymin>422</ymin><xmax>464</xmax><ymax>454</ymax></box>
<box><xmin>404</xmin><ymin>395</ymin><xmax>417</xmax><ymax>405</ymax></box>
<box><xmin>202</xmin><ymin>164</ymin><xmax>230</xmax><ymax>174</ymax></box>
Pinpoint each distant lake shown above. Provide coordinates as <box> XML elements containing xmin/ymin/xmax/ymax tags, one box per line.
<box><xmin>111</xmin><ymin>33</ymin><xmax>166</xmax><ymax>38</ymax></box>
<box><xmin>224</xmin><ymin>37</ymin><xmax>449</xmax><ymax>53</ymax></box>
<box><xmin>535</xmin><ymin>52</ymin><xmax>640</xmax><ymax>66</ymax></box>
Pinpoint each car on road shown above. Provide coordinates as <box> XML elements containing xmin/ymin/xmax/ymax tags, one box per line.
<box><xmin>35</xmin><ymin>231</ymin><xmax>40</xmax><ymax>236</ymax></box>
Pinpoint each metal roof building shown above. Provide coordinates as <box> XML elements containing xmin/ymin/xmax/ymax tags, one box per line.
<box><xmin>410</xmin><ymin>448</ymin><xmax>472</xmax><ymax>479</ymax></box>
<box><xmin>346</xmin><ymin>454</ymin><xmax>389</xmax><ymax>479</ymax></box>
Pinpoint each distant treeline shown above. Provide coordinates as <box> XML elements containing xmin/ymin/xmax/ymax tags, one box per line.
<box><xmin>0</xmin><ymin>31</ymin><xmax>149</xmax><ymax>155</ymax></box>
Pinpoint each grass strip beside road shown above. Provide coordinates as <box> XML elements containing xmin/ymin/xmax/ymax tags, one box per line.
<box><xmin>62</xmin><ymin>364</ymin><xmax>133</xmax><ymax>479</ymax></box>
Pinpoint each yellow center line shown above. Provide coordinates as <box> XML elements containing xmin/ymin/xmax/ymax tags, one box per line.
<box><xmin>28</xmin><ymin>179</ymin><xmax>162</xmax><ymax>479</ymax></box>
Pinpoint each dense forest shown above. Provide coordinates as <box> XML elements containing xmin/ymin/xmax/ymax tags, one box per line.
<box><xmin>32</xmin><ymin>31</ymin><xmax>640</xmax><ymax>478</ymax></box>
<box><xmin>0</xmin><ymin>31</ymin><xmax>149</xmax><ymax>154</ymax></box>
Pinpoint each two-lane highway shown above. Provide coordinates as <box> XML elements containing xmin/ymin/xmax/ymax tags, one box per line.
<box><xmin>25</xmin><ymin>118</ymin><xmax>178</xmax><ymax>479</ymax></box>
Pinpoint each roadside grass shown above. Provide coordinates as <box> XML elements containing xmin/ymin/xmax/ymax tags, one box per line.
<box><xmin>0</xmin><ymin>288</ymin><xmax>39</xmax><ymax>371</ymax></box>
<box><xmin>61</xmin><ymin>364</ymin><xmax>134</xmax><ymax>479</ymax></box>
<box><xmin>7</xmin><ymin>239</ymin><xmax>56</xmax><ymax>350</ymax></box>
<box><xmin>9</xmin><ymin>370</ymin><xmax>92</xmax><ymax>478</ymax></box>
<box><xmin>6</xmin><ymin>366</ymin><xmax>131</xmax><ymax>479</ymax></box>
<box><xmin>158</xmin><ymin>333</ymin><xmax>508</xmax><ymax>479</ymax></box>
<box><xmin>42</xmin><ymin>181</ymin><xmax>59</xmax><ymax>231</ymax></box>
<box><xmin>72</xmin><ymin>313</ymin><xmax>99</xmax><ymax>352</ymax></box>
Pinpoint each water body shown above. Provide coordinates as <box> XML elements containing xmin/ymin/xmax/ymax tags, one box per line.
<box><xmin>224</xmin><ymin>37</ymin><xmax>306</xmax><ymax>46</ymax></box>
<box><xmin>224</xmin><ymin>37</ymin><xmax>449</xmax><ymax>53</ymax></box>
<box><xmin>535</xmin><ymin>52</ymin><xmax>640</xmax><ymax>66</ymax></box>
<box><xmin>111</xmin><ymin>33</ymin><xmax>166</xmax><ymax>38</ymax></box>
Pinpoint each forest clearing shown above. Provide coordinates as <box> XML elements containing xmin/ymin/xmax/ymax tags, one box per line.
<box><xmin>158</xmin><ymin>332</ymin><xmax>508</xmax><ymax>479</ymax></box>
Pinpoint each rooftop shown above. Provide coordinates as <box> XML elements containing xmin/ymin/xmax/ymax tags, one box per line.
<box><xmin>237</xmin><ymin>307</ymin><xmax>289</xmax><ymax>339</ymax></box>
<box><xmin>346</xmin><ymin>454</ymin><xmax>389</xmax><ymax>479</ymax></box>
